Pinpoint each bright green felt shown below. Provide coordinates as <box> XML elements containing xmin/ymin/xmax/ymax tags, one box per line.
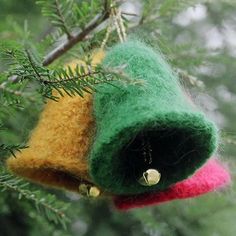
<box><xmin>89</xmin><ymin>41</ymin><xmax>218</xmax><ymax>195</ymax></box>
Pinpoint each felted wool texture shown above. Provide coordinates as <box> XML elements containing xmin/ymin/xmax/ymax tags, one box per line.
<box><xmin>7</xmin><ymin>50</ymin><xmax>105</xmax><ymax>192</ymax></box>
<box><xmin>113</xmin><ymin>159</ymin><xmax>231</xmax><ymax>210</ymax></box>
<box><xmin>89</xmin><ymin>41</ymin><xmax>218</xmax><ymax>195</ymax></box>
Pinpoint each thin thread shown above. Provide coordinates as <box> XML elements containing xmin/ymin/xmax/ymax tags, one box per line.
<box><xmin>101</xmin><ymin>22</ymin><xmax>113</xmax><ymax>50</ymax></box>
<box><xmin>112</xmin><ymin>8</ymin><xmax>124</xmax><ymax>43</ymax></box>
<box><xmin>100</xmin><ymin>3</ymin><xmax>127</xmax><ymax>49</ymax></box>
<box><xmin>116</xmin><ymin>8</ymin><xmax>127</xmax><ymax>41</ymax></box>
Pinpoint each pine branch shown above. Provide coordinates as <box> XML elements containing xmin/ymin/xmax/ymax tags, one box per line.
<box><xmin>2</xmin><ymin>45</ymin><xmax>139</xmax><ymax>100</ymax></box>
<box><xmin>54</xmin><ymin>0</ymin><xmax>73</xmax><ymax>39</ymax></box>
<box><xmin>0</xmin><ymin>81</ymin><xmax>24</xmax><ymax>96</ymax></box>
<box><xmin>104</xmin><ymin>0</ymin><xmax>111</xmax><ymax>12</ymax></box>
<box><xmin>0</xmin><ymin>1</ymin><xmax>133</xmax><ymax>101</ymax></box>
<box><xmin>37</xmin><ymin>0</ymin><xmax>74</xmax><ymax>39</ymax></box>
<box><xmin>36</xmin><ymin>63</ymin><xmax>141</xmax><ymax>99</ymax></box>
<box><xmin>175</xmin><ymin>68</ymin><xmax>205</xmax><ymax>88</ymax></box>
<box><xmin>42</xmin><ymin>11</ymin><xmax>110</xmax><ymax>66</ymax></box>
<box><xmin>1</xmin><ymin>1</ymin><xmax>112</xmax><ymax>92</ymax></box>
<box><xmin>40</xmin><ymin>70</ymin><xmax>101</xmax><ymax>85</ymax></box>
<box><xmin>23</xmin><ymin>48</ymin><xmax>110</xmax><ymax>98</ymax></box>
<box><xmin>0</xmin><ymin>169</ymin><xmax>70</xmax><ymax>228</ymax></box>
<box><xmin>0</xmin><ymin>72</ymin><xmax>35</xmax><ymax>101</ymax></box>
<box><xmin>0</xmin><ymin>144</ymin><xmax>28</xmax><ymax>157</ymax></box>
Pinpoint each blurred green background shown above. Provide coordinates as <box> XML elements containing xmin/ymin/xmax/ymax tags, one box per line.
<box><xmin>0</xmin><ymin>1</ymin><xmax>236</xmax><ymax>235</ymax></box>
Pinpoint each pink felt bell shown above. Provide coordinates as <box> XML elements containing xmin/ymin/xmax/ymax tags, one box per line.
<box><xmin>114</xmin><ymin>159</ymin><xmax>230</xmax><ymax>210</ymax></box>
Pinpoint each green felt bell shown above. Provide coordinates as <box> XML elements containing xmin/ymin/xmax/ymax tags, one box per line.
<box><xmin>89</xmin><ymin>41</ymin><xmax>218</xmax><ymax>195</ymax></box>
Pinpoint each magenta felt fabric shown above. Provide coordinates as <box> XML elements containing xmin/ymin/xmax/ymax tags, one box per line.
<box><xmin>114</xmin><ymin>159</ymin><xmax>230</xmax><ymax>210</ymax></box>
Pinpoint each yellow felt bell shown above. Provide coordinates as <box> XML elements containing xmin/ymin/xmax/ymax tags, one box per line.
<box><xmin>7</xmin><ymin>50</ymin><xmax>105</xmax><ymax>196</ymax></box>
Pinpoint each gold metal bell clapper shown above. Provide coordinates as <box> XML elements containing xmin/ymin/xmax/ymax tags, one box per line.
<box><xmin>138</xmin><ymin>169</ymin><xmax>161</xmax><ymax>186</ymax></box>
<box><xmin>79</xmin><ymin>184</ymin><xmax>101</xmax><ymax>197</ymax></box>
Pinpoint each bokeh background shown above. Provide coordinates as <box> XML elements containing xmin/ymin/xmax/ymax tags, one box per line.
<box><xmin>0</xmin><ymin>0</ymin><xmax>236</xmax><ymax>235</ymax></box>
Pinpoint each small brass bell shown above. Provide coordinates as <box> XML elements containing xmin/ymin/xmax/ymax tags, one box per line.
<box><xmin>89</xmin><ymin>186</ymin><xmax>101</xmax><ymax>197</ymax></box>
<box><xmin>138</xmin><ymin>169</ymin><xmax>161</xmax><ymax>186</ymax></box>
<box><xmin>79</xmin><ymin>184</ymin><xmax>101</xmax><ymax>197</ymax></box>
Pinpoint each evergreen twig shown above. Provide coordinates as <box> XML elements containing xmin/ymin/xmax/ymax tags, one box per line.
<box><xmin>54</xmin><ymin>0</ymin><xmax>73</xmax><ymax>39</ymax></box>
<box><xmin>40</xmin><ymin>0</ymin><xmax>112</xmax><ymax>66</ymax></box>
<box><xmin>37</xmin><ymin>0</ymin><xmax>74</xmax><ymax>39</ymax></box>
<box><xmin>2</xmin><ymin>44</ymin><xmax>139</xmax><ymax>99</ymax></box>
<box><xmin>0</xmin><ymin>81</ymin><xmax>25</xmax><ymax>96</ymax></box>
<box><xmin>0</xmin><ymin>144</ymin><xmax>28</xmax><ymax>157</ymax></box>
<box><xmin>0</xmin><ymin>170</ymin><xmax>70</xmax><ymax>228</ymax></box>
<box><xmin>42</xmin><ymin>12</ymin><xmax>110</xmax><ymax>66</ymax></box>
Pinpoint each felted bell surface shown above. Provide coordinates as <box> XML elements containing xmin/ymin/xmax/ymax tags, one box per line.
<box><xmin>114</xmin><ymin>159</ymin><xmax>231</xmax><ymax>210</ymax></box>
<box><xmin>7</xmin><ymin>51</ymin><xmax>105</xmax><ymax>193</ymax></box>
<box><xmin>89</xmin><ymin>41</ymin><xmax>218</xmax><ymax>195</ymax></box>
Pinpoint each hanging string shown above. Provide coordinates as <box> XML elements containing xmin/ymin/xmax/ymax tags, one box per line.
<box><xmin>112</xmin><ymin>7</ymin><xmax>127</xmax><ymax>43</ymax></box>
<box><xmin>115</xmin><ymin>7</ymin><xmax>127</xmax><ymax>42</ymax></box>
<box><xmin>141</xmin><ymin>134</ymin><xmax>153</xmax><ymax>165</ymax></box>
<box><xmin>101</xmin><ymin>22</ymin><xmax>113</xmax><ymax>50</ymax></box>
<box><xmin>101</xmin><ymin>2</ymin><xmax>127</xmax><ymax>49</ymax></box>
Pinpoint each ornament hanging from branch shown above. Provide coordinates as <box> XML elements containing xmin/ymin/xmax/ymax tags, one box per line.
<box><xmin>6</xmin><ymin>41</ymin><xmax>231</xmax><ymax>208</ymax></box>
<box><xmin>89</xmin><ymin>41</ymin><xmax>219</xmax><ymax>195</ymax></box>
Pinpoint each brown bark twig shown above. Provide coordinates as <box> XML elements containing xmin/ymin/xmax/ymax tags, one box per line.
<box><xmin>4</xmin><ymin>1</ymin><xmax>111</xmax><ymax>88</ymax></box>
<box><xmin>42</xmin><ymin>12</ymin><xmax>110</xmax><ymax>66</ymax></box>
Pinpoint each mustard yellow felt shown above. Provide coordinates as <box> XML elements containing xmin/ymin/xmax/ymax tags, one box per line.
<box><xmin>7</xmin><ymin>50</ymin><xmax>105</xmax><ymax>192</ymax></box>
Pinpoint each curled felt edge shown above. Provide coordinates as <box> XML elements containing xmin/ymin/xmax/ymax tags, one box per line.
<box><xmin>113</xmin><ymin>158</ymin><xmax>231</xmax><ymax>210</ymax></box>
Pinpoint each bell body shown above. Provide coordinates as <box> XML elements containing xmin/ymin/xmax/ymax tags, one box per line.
<box><xmin>89</xmin><ymin>41</ymin><xmax>218</xmax><ymax>195</ymax></box>
<box><xmin>7</xmin><ymin>51</ymin><xmax>105</xmax><ymax>193</ymax></box>
<box><xmin>7</xmin><ymin>92</ymin><xmax>94</xmax><ymax>191</ymax></box>
<box><xmin>114</xmin><ymin>159</ymin><xmax>231</xmax><ymax>210</ymax></box>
